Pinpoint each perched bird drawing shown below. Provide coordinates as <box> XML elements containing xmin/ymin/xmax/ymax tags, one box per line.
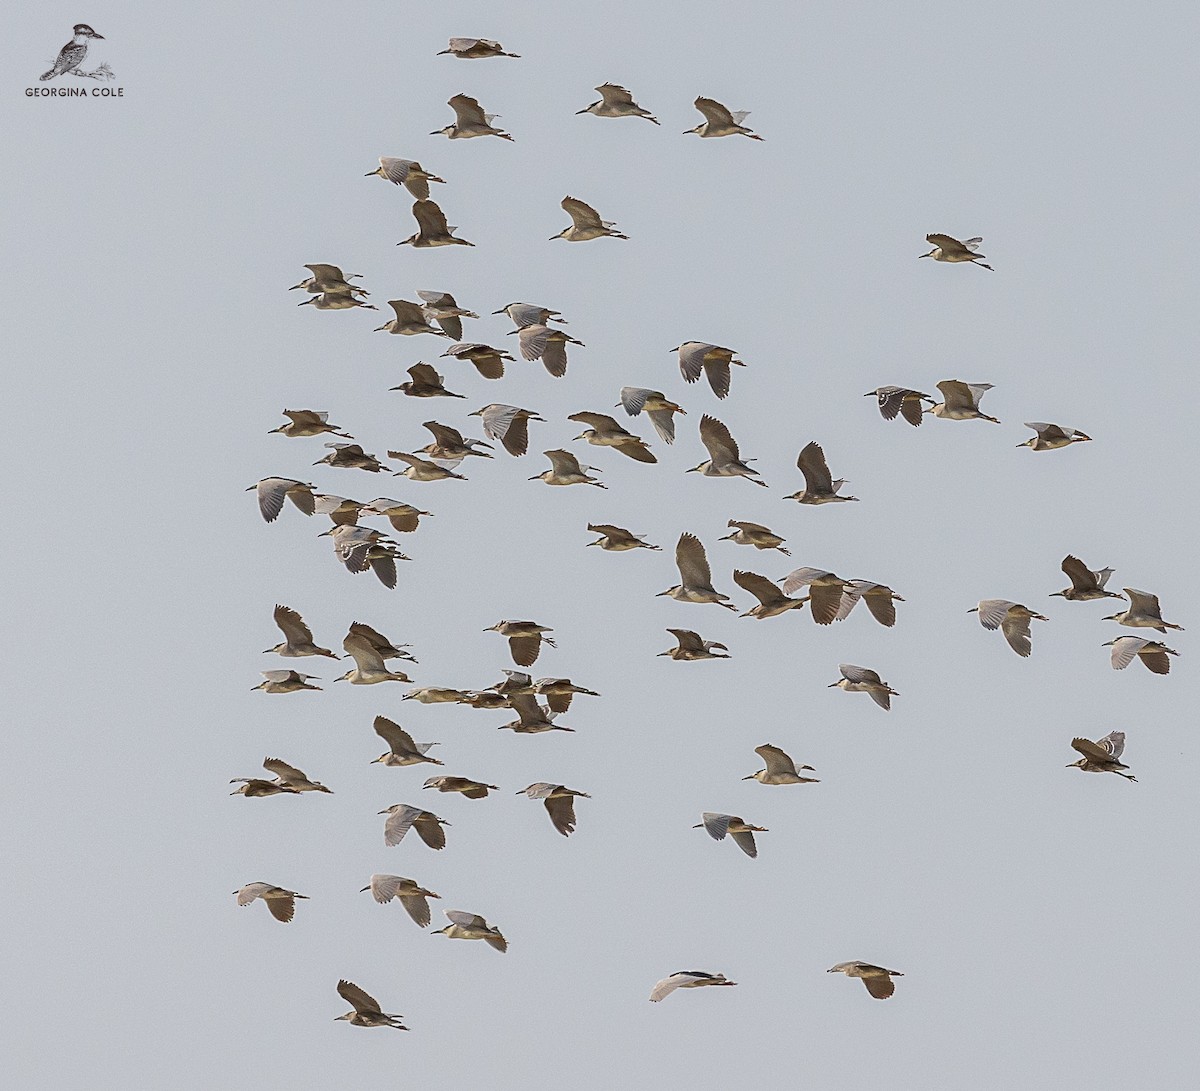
<box><xmin>41</xmin><ymin>24</ymin><xmax>105</xmax><ymax>81</ymax></box>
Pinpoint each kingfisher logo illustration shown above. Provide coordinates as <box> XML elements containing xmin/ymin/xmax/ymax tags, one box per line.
<box><xmin>27</xmin><ymin>23</ymin><xmax>122</xmax><ymax>97</ymax></box>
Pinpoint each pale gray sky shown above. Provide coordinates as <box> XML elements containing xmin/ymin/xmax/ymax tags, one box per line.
<box><xmin>4</xmin><ymin>2</ymin><xmax>1199</xmax><ymax>1087</ymax></box>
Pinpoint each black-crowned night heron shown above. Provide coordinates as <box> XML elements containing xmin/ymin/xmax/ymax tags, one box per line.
<box><xmin>658</xmin><ymin>533</ymin><xmax>737</xmax><ymax>609</ymax></box>
<box><xmin>550</xmin><ymin>196</ymin><xmax>629</xmax><ymax>242</ymax></box>
<box><xmin>784</xmin><ymin>442</ymin><xmax>858</xmax><ymax>504</ymax></box>
<box><xmin>517</xmin><ymin>783</ymin><xmax>591</xmax><ymax>836</ymax></box>
<box><xmin>1067</xmin><ymin>732</ymin><xmax>1137</xmax><ymax>781</ymax></box>
<box><xmin>827</xmin><ymin>961</ymin><xmax>903</xmax><ymax>999</ymax></box>
<box><xmin>829</xmin><ymin>664</ymin><xmax>899</xmax><ymax>710</ymax></box>
<box><xmin>577</xmin><ymin>83</ymin><xmax>659</xmax><ymax>123</ymax></box>
<box><xmin>360</xmin><ymin>875</ymin><xmax>441</xmax><ymax>927</ymax></box>
<box><xmin>1051</xmin><ymin>556</ymin><xmax>1120</xmax><ymax>601</ymax></box>
<box><xmin>334</xmin><ymin>980</ymin><xmax>408</xmax><ymax>1029</ymax></box>
<box><xmin>658</xmin><ymin>628</ymin><xmax>730</xmax><ymax>660</ymax></box>
<box><xmin>431</xmin><ymin>910</ymin><xmax>507</xmax><ymax>951</ymax></box>
<box><xmin>693</xmin><ymin>812</ymin><xmax>767</xmax><ymax>858</ymax></box>
<box><xmin>371</xmin><ymin>716</ymin><xmax>442</xmax><ymax>767</ymax></box>
<box><xmin>379</xmin><ymin>804</ymin><xmax>449</xmax><ymax>849</ymax></box>
<box><xmin>743</xmin><ymin>744</ymin><xmax>819</xmax><ymax>785</ymax></box>
<box><xmin>586</xmin><ymin>523</ymin><xmax>660</xmax><ymax>551</ymax></box>
<box><xmin>969</xmin><ymin>600</ymin><xmax>1048</xmax><ymax>657</ymax></box>
<box><xmin>1103</xmin><ymin>589</ymin><xmax>1185</xmax><ymax>633</ymax></box>
<box><xmin>251</xmin><ymin>670</ymin><xmax>321</xmax><ymax>694</ymax></box>
<box><xmin>928</xmin><ymin>380</ymin><xmax>1000</xmax><ymax>422</ymax></box>
<box><xmin>674</xmin><ymin>343</ymin><xmax>745</xmax><ymax>400</ymax></box>
<box><xmin>719</xmin><ymin>520</ymin><xmax>790</xmax><ymax>555</ymax></box>
<box><xmin>432</xmin><ymin>94</ymin><xmax>513</xmax><ymax>140</ymax></box>
<box><xmin>686</xmin><ymin>96</ymin><xmax>763</xmax><ymax>140</ymax></box>
<box><xmin>865</xmin><ymin>386</ymin><xmax>933</xmax><ymax>426</ymax></box>
<box><xmin>919</xmin><ymin>233</ymin><xmax>992</xmax><ymax>269</ymax></box>
<box><xmin>649</xmin><ymin>971</ymin><xmax>737</xmax><ymax>1001</ymax></box>
<box><xmin>265</xmin><ymin>604</ymin><xmax>337</xmax><ymax>659</ymax></box>
<box><xmin>1102</xmin><ymin>636</ymin><xmax>1179</xmax><ymax>675</ymax></box>
<box><xmin>234</xmin><ymin>883</ymin><xmax>308</xmax><ymax>923</ymax></box>
<box><xmin>268</xmin><ymin>409</ymin><xmax>351</xmax><ymax>439</ymax></box>
<box><xmin>688</xmin><ymin>415</ymin><xmax>766</xmax><ymax>486</ymax></box>
<box><xmin>363</xmin><ymin>158</ymin><xmax>445</xmax><ymax>200</ymax></box>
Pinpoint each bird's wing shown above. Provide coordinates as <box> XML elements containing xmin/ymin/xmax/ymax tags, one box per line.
<box><xmin>780</xmin><ymin>567</ymin><xmax>826</xmax><ymax>595</ymax></box>
<box><xmin>484</xmin><ymin>932</ymin><xmax>508</xmax><ymax>953</ymax></box>
<box><xmin>236</xmin><ymin>883</ymin><xmax>270</xmax><ymax>905</ymax></box>
<box><xmin>1141</xmin><ymin>649</ymin><xmax>1172</xmax><ymax>675</ymax></box>
<box><xmin>545</xmin><ymin>448</ymin><xmax>585</xmax><ymax>475</ymax></box>
<box><xmin>966</xmin><ymin>383</ymin><xmax>994</xmax><ymax>406</ymax></box>
<box><xmin>755</xmin><ymin>744</ymin><xmax>796</xmax><ymax>777</ymax></box>
<box><xmin>862</xmin><ymin>587</ymin><xmax>898</xmax><ymax>628</ymax></box>
<box><xmin>539</xmin><ymin>337</ymin><xmax>569</xmax><ymax>378</ymax></box>
<box><xmin>839</xmin><ymin>663</ymin><xmax>883</xmax><ymax>685</ymax></box>
<box><xmin>809</xmin><ymin>583</ymin><xmax>844</xmax><ymax>626</ymax></box>
<box><xmin>305</xmin><ymin>264</ymin><xmax>345</xmax><ymax>281</ymax></box>
<box><xmin>449</xmin><ymin>94</ymin><xmax>488</xmax><ymax>126</ymax></box>
<box><xmin>668</xmin><ymin>628</ymin><xmax>704</xmax><ymax>652</ymax></box>
<box><xmin>378</xmin><ymin>157</ymin><xmax>413</xmax><ymax>184</ymax></box>
<box><xmin>926</xmin><ymin>234</ymin><xmax>966</xmax><ymax>253</ymax></box>
<box><xmin>733</xmin><ymin>569</ymin><xmax>783</xmax><ymax>607</ymax></box>
<box><xmin>283</xmin><ymin>409</ymin><xmax>324</xmax><ymax>427</ymax></box>
<box><xmin>598</xmin><ymin>83</ymin><xmax>636</xmax><ymax>106</ymax></box>
<box><xmin>936</xmin><ymin>380</ymin><xmax>973</xmax><ymax>411</ymax></box>
<box><xmin>545</xmin><ymin>794</ymin><xmax>577</xmax><ymax>836</ymax></box>
<box><xmin>517</xmin><ymin>324</ymin><xmax>550</xmax><ymax>361</ymax></box>
<box><xmin>1070</xmin><ymin>737</ymin><xmax>1113</xmax><ymax>762</ymax></box>
<box><xmin>1123</xmin><ymin>588</ymin><xmax>1162</xmax><ymax>616</ymax></box>
<box><xmin>255</xmin><ymin>479</ymin><xmax>292</xmax><ymax>523</ymax></box>
<box><xmin>500</xmin><ymin>412</ymin><xmax>530</xmax><ymax>453</ymax></box>
<box><xmin>337</xmin><ymin>980</ymin><xmax>382</xmax><ymax>1015</ymax></box>
<box><xmin>1108</xmin><ymin>638</ymin><xmax>1144</xmax><ymax>670</ymax></box>
<box><xmin>975</xmin><ymin>599</ymin><xmax>1015</xmax><ymax>630</ymax></box>
<box><xmin>383</xmin><ymin>806</ymin><xmax>419</xmax><ymax>845</ymax></box>
<box><xmin>702</xmin><ymin>355</ymin><xmax>734</xmax><ymax>400</ymax></box>
<box><xmin>649</xmin><ymin>975</ymin><xmax>685</xmax><ymax>1002</ymax></box>
<box><xmin>874</xmin><ymin>387</ymin><xmax>906</xmax><ymax>421</ymax></box>
<box><xmin>963</xmin><ymin>237</ymin><xmax>984</xmax><ymax>251</ymax></box>
<box><xmin>562</xmin><ymin>196</ymin><xmax>603</xmax><ymax>229</ymax></box>
<box><xmin>262</xmin><ymin>757</ymin><xmax>307</xmax><ymax>784</ymax></box>
<box><xmin>348</xmin><ymin>622</ymin><xmax>390</xmax><ymax>650</ymax></box>
<box><xmin>699</xmin><ymin>415</ymin><xmax>740</xmax><ymax>461</ymax></box>
<box><xmin>387</xmin><ymin>299</ymin><xmax>424</xmax><ymax>324</ymax></box>
<box><xmin>509</xmin><ymin>693</ymin><xmax>544</xmax><ymax>724</ymax></box>
<box><xmin>522</xmin><ymin>782</ymin><xmax>557</xmax><ymax>799</ymax></box>
<box><xmin>619</xmin><ymin>386</ymin><xmax>655</xmax><ymax>414</ymax></box>
<box><xmin>343</xmin><ymin>634</ymin><xmax>387</xmax><ymax>672</ymax></box>
<box><xmin>587</xmin><ymin>523</ymin><xmax>628</xmax><ymax>538</ymax></box>
<box><xmin>834</xmin><ymin>584</ymin><xmax>863</xmax><ymax>622</ymax></box>
<box><xmin>1000</xmin><ymin>614</ymin><xmax>1033</xmax><ymax>657</ymax></box>
<box><xmin>412</xmin><ymin>199</ymin><xmax>451</xmax><ymax>236</ymax></box>
<box><xmin>677</xmin><ymin>343</ymin><xmax>712</xmax><ymax>384</ymax></box>
<box><xmin>259</xmin><ymin>670</ymin><xmax>294</xmax><ymax>683</ymax></box>
<box><xmin>446</xmin><ymin>910</ymin><xmax>487</xmax><ymax>928</ymax></box>
<box><xmin>694</xmin><ymin>97</ymin><xmax>735</xmax><ymax>126</ymax></box>
<box><xmin>368</xmin><ymin>874</ymin><xmax>406</xmax><ymax>903</ymax></box>
<box><xmin>399</xmin><ymin>893</ymin><xmax>432</xmax><ymax>928</ymax></box>
<box><xmin>899</xmin><ymin>396</ymin><xmax>925</xmax><ymax>427</ymax></box>
<box><xmin>414</xmin><ymin>812</ymin><xmax>447</xmax><ymax>849</ymax></box>
<box><xmin>1060</xmin><ymin>555</ymin><xmax>1097</xmax><ymax>591</ymax></box>
<box><xmin>1099</xmin><ymin>731</ymin><xmax>1126</xmax><ymax>759</ymax></box>
<box><xmin>417</xmin><ymin>290</ymin><xmax>453</xmax><ymax>308</ymax></box>
<box><xmin>266</xmin><ymin>893</ymin><xmax>298</xmax><ymax>922</ymax></box>
<box><xmin>569</xmin><ymin>411</ymin><xmax>622</xmax><ymax>431</ymax></box>
<box><xmin>730</xmin><ymin>829</ymin><xmax>758</xmax><ymax>858</ymax></box>
<box><xmin>700</xmin><ymin>812</ymin><xmax>731</xmax><ymax>841</ymax></box>
<box><xmin>675</xmin><ymin>532</ymin><xmax>713</xmax><ymax>585</ymax></box>
<box><xmin>374</xmin><ymin>716</ymin><xmax>417</xmax><ymax>755</ymax></box>
<box><xmin>422</xmin><ymin>421</ymin><xmax>465</xmax><ymax>448</ymax></box>
<box><xmin>407</xmin><ymin>362</ymin><xmax>442</xmax><ymax>386</ymax></box>
<box><xmin>862</xmin><ymin>974</ymin><xmax>895</xmax><ymax>999</ymax></box>
<box><xmin>796</xmin><ymin>442</ymin><xmax>834</xmax><ymax>492</ymax></box>
<box><xmin>273</xmin><ymin>604</ymin><xmax>314</xmax><ymax>645</ymax></box>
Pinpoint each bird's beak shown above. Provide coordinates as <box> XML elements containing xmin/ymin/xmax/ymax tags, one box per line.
<box><xmin>1078</xmin><ymin>433</ymin><xmax>1093</xmax><ymax>441</ymax></box>
<box><xmin>359</xmin><ymin>886</ymin><xmax>370</xmax><ymax>893</ymax></box>
<box><xmin>297</xmin><ymin>298</ymin><xmax>313</xmax><ymax>306</ymax></box>
<box><xmin>741</xmin><ymin>774</ymin><xmax>755</xmax><ymax>781</ymax></box>
<box><xmin>92</xmin><ymin>32</ymin><xmax>105</xmax><ymax>39</ymax></box>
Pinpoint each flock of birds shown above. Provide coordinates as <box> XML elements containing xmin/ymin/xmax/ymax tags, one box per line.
<box><xmin>237</xmin><ymin>35</ymin><xmax>1181</xmax><ymax>1027</ymax></box>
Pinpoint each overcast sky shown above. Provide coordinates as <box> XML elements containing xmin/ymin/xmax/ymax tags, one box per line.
<box><xmin>4</xmin><ymin>2</ymin><xmax>1199</xmax><ymax>1087</ymax></box>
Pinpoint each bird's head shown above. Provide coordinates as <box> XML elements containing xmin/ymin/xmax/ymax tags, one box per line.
<box><xmin>75</xmin><ymin>25</ymin><xmax>104</xmax><ymax>38</ymax></box>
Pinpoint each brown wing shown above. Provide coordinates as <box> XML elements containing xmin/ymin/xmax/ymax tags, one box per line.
<box><xmin>796</xmin><ymin>442</ymin><xmax>834</xmax><ymax>492</ymax></box>
<box><xmin>1060</xmin><ymin>555</ymin><xmax>1096</xmax><ymax>592</ymax></box>
<box><xmin>863</xmin><ymin>974</ymin><xmax>895</xmax><ymax>1000</ymax></box>
<box><xmin>508</xmin><ymin>634</ymin><xmax>542</xmax><ymax>666</ymax></box>
<box><xmin>414</xmin><ymin>812</ymin><xmax>447</xmax><ymax>850</ymax></box>
<box><xmin>413</xmin><ymin>199</ymin><xmax>451</xmax><ymax>236</ymax></box>
<box><xmin>733</xmin><ymin>570</ymin><xmax>784</xmax><ymax>607</ymax></box>
<box><xmin>545</xmin><ymin>794</ymin><xmax>578</xmax><ymax>836</ymax></box>
<box><xmin>337</xmin><ymin>979</ymin><xmax>382</xmax><ymax>1014</ymax></box>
